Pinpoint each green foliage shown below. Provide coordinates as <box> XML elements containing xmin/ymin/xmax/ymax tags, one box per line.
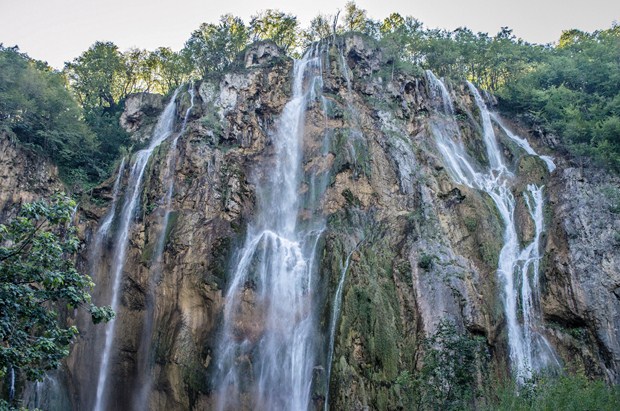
<box><xmin>145</xmin><ymin>47</ymin><xmax>192</xmax><ymax>93</ymax></box>
<box><xmin>0</xmin><ymin>46</ymin><xmax>101</xmax><ymax>186</ymax></box>
<box><xmin>603</xmin><ymin>186</ymin><xmax>620</xmax><ymax>213</ymax></box>
<box><xmin>249</xmin><ymin>10</ymin><xmax>299</xmax><ymax>54</ymax></box>
<box><xmin>398</xmin><ymin>321</ymin><xmax>487</xmax><ymax>410</ymax></box>
<box><xmin>64</xmin><ymin>41</ymin><xmax>190</xmax><ymax>108</ymax></box>
<box><xmin>486</xmin><ymin>374</ymin><xmax>620</xmax><ymax>411</ymax></box>
<box><xmin>342</xmin><ymin>1</ymin><xmax>369</xmax><ymax>33</ymax></box>
<box><xmin>417</xmin><ymin>254</ymin><xmax>434</xmax><ymax>270</ymax></box>
<box><xmin>0</xmin><ymin>194</ymin><xmax>113</xmax><ymax>387</ymax></box>
<box><xmin>183</xmin><ymin>14</ymin><xmax>250</xmax><ymax>77</ymax></box>
<box><xmin>64</xmin><ymin>41</ymin><xmax>127</xmax><ymax>110</ymax></box>
<box><xmin>497</xmin><ymin>25</ymin><xmax>620</xmax><ymax>170</ymax></box>
<box><xmin>301</xmin><ymin>14</ymin><xmax>333</xmax><ymax>46</ymax></box>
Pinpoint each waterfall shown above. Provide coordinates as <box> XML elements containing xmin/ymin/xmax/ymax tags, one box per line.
<box><xmin>425</xmin><ymin>71</ymin><xmax>559</xmax><ymax>382</ymax></box>
<box><xmin>133</xmin><ymin>84</ymin><xmax>195</xmax><ymax>410</ymax></box>
<box><xmin>93</xmin><ymin>88</ymin><xmax>179</xmax><ymax>411</ymax></box>
<box><xmin>324</xmin><ymin>246</ymin><xmax>358</xmax><ymax>411</ymax></box>
<box><xmin>8</xmin><ymin>366</ymin><xmax>14</xmax><ymax>402</ymax></box>
<box><xmin>90</xmin><ymin>158</ymin><xmax>126</xmax><ymax>266</ymax></box>
<box><xmin>215</xmin><ymin>45</ymin><xmax>324</xmax><ymax>411</ymax></box>
<box><xmin>426</xmin><ymin>70</ymin><xmax>454</xmax><ymax>115</ymax></box>
<box><xmin>466</xmin><ymin>81</ymin><xmax>507</xmax><ymax>173</ymax></box>
<box><xmin>491</xmin><ymin>113</ymin><xmax>556</xmax><ymax>172</ymax></box>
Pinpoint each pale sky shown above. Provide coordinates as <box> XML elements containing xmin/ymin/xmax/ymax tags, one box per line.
<box><xmin>0</xmin><ymin>0</ymin><xmax>618</xmax><ymax>69</ymax></box>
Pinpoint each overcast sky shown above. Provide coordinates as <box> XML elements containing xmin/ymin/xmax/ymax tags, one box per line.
<box><xmin>0</xmin><ymin>0</ymin><xmax>618</xmax><ymax>68</ymax></box>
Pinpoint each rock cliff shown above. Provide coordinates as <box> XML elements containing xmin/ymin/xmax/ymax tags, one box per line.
<box><xmin>4</xmin><ymin>36</ymin><xmax>619</xmax><ymax>410</ymax></box>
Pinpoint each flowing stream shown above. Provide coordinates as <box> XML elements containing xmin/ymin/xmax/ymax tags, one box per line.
<box><xmin>426</xmin><ymin>71</ymin><xmax>559</xmax><ymax>382</ymax></box>
<box><xmin>215</xmin><ymin>46</ymin><xmax>324</xmax><ymax>411</ymax></box>
<box><xmin>93</xmin><ymin>88</ymin><xmax>179</xmax><ymax>411</ymax></box>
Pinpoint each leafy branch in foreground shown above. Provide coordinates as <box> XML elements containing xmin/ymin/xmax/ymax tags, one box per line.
<box><xmin>0</xmin><ymin>194</ymin><xmax>113</xmax><ymax>385</ymax></box>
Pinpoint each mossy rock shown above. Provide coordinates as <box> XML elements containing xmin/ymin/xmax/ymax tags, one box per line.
<box><xmin>516</xmin><ymin>154</ymin><xmax>548</xmax><ymax>186</ymax></box>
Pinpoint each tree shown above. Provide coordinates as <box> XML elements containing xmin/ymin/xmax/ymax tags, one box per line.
<box><xmin>0</xmin><ymin>194</ymin><xmax>113</xmax><ymax>390</ymax></box>
<box><xmin>249</xmin><ymin>10</ymin><xmax>299</xmax><ymax>54</ymax></box>
<box><xmin>342</xmin><ymin>1</ymin><xmax>368</xmax><ymax>33</ymax></box>
<box><xmin>145</xmin><ymin>47</ymin><xmax>192</xmax><ymax>94</ymax></box>
<box><xmin>301</xmin><ymin>13</ymin><xmax>333</xmax><ymax>45</ymax></box>
<box><xmin>184</xmin><ymin>14</ymin><xmax>250</xmax><ymax>76</ymax></box>
<box><xmin>64</xmin><ymin>41</ymin><xmax>126</xmax><ymax>110</ymax></box>
<box><xmin>0</xmin><ymin>46</ymin><xmax>101</xmax><ymax>186</ymax></box>
<box><xmin>380</xmin><ymin>12</ymin><xmax>405</xmax><ymax>34</ymax></box>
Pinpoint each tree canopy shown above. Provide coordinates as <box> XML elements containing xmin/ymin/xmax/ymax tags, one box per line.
<box><xmin>0</xmin><ymin>46</ymin><xmax>101</xmax><ymax>185</ymax></box>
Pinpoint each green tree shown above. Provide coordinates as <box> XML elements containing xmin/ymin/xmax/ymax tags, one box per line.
<box><xmin>0</xmin><ymin>46</ymin><xmax>102</xmax><ymax>185</ymax></box>
<box><xmin>64</xmin><ymin>41</ymin><xmax>127</xmax><ymax>110</ymax></box>
<box><xmin>301</xmin><ymin>13</ymin><xmax>333</xmax><ymax>45</ymax></box>
<box><xmin>380</xmin><ymin>12</ymin><xmax>405</xmax><ymax>34</ymax></box>
<box><xmin>342</xmin><ymin>1</ymin><xmax>368</xmax><ymax>33</ymax></box>
<box><xmin>145</xmin><ymin>47</ymin><xmax>192</xmax><ymax>94</ymax></box>
<box><xmin>249</xmin><ymin>10</ymin><xmax>299</xmax><ymax>54</ymax></box>
<box><xmin>0</xmin><ymin>194</ymin><xmax>113</xmax><ymax>390</ymax></box>
<box><xmin>184</xmin><ymin>14</ymin><xmax>250</xmax><ymax>76</ymax></box>
<box><xmin>497</xmin><ymin>24</ymin><xmax>620</xmax><ymax>170</ymax></box>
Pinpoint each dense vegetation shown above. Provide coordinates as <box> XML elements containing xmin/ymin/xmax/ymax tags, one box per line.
<box><xmin>0</xmin><ymin>46</ymin><xmax>100</xmax><ymax>185</ymax></box>
<box><xmin>395</xmin><ymin>322</ymin><xmax>620</xmax><ymax>410</ymax></box>
<box><xmin>0</xmin><ymin>195</ymin><xmax>113</xmax><ymax>406</ymax></box>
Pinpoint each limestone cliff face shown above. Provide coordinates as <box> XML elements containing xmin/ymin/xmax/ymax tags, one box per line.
<box><xmin>3</xmin><ymin>36</ymin><xmax>619</xmax><ymax>410</ymax></box>
<box><xmin>544</xmin><ymin>167</ymin><xmax>620</xmax><ymax>381</ymax></box>
<box><xmin>0</xmin><ymin>132</ymin><xmax>63</xmax><ymax>218</ymax></box>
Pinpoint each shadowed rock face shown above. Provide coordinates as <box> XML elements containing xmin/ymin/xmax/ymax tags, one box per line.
<box><xmin>4</xmin><ymin>37</ymin><xmax>620</xmax><ymax>410</ymax></box>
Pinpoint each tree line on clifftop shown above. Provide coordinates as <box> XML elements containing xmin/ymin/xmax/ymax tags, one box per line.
<box><xmin>1</xmin><ymin>1</ymin><xmax>618</xmax><ymax>185</ymax></box>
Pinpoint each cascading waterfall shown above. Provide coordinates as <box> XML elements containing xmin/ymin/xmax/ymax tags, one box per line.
<box><xmin>215</xmin><ymin>46</ymin><xmax>324</xmax><ymax>411</ymax></box>
<box><xmin>491</xmin><ymin>114</ymin><xmax>556</xmax><ymax>172</ymax></box>
<box><xmin>8</xmin><ymin>366</ymin><xmax>14</xmax><ymax>403</ymax></box>
<box><xmin>133</xmin><ymin>84</ymin><xmax>195</xmax><ymax>410</ymax></box>
<box><xmin>426</xmin><ymin>71</ymin><xmax>559</xmax><ymax>382</ymax></box>
<box><xmin>93</xmin><ymin>88</ymin><xmax>179</xmax><ymax>411</ymax></box>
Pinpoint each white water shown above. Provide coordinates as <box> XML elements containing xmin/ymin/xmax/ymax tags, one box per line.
<box><xmin>491</xmin><ymin>113</ymin><xmax>556</xmax><ymax>172</ymax></box>
<box><xmin>99</xmin><ymin>158</ymin><xmax>126</xmax><ymax>238</ymax></box>
<box><xmin>426</xmin><ymin>71</ymin><xmax>559</xmax><ymax>382</ymax></box>
<box><xmin>89</xmin><ymin>158</ymin><xmax>126</xmax><ymax>271</ymax></box>
<box><xmin>133</xmin><ymin>84</ymin><xmax>195</xmax><ymax>411</ymax></box>
<box><xmin>466</xmin><ymin>81</ymin><xmax>507</xmax><ymax>173</ymax></box>
<box><xmin>154</xmin><ymin>84</ymin><xmax>195</xmax><ymax>270</ymax></box>
<box><xmin>93</xmin><ymin>89</ymin><xmax>179</xmax><ymax>411</ymax></box>
<box><xmin>215</xmin><ymin>46</ymin><xmax>324</xmax><ymax>411</ymax></box>
<box><xmin>9</xmin><ymin>366</ymin><xmax>15</xmax><ymax>402</ymax></box>
<box><xmin>324</xmin><ymin>246</ymin><xmax>358</xmax><ymax>411</ymax></box>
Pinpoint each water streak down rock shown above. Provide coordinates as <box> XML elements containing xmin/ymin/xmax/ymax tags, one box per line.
<box><xmin>94</xmin><ymin>89</ymin><xmax>179</xmax><ymax>411</ymax></box>
<box><xmin>427</xmin><ymin>71</ymin><xmax>560</xmax><ymax>381</ymax></box>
